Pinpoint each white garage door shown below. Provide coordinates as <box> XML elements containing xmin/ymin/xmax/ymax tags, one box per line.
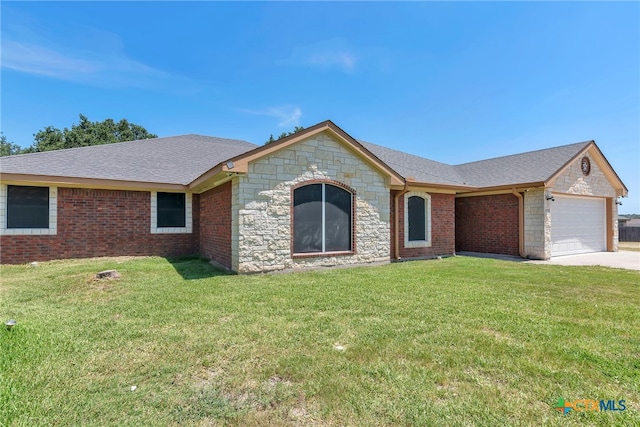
<box><xmin>551</xmin><ymin>195</ymin><xmax>606</xmax><ymax>256</ymax></box>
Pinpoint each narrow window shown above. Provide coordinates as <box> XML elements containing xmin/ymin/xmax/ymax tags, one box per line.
<box><xmin>7</xmin><ymin>185</ymin><xmax>49</xmax><ymax>229</ymax></box>
<box><xmin>408</xmin><ymin>196</ymin><xmax>426</xmax><ymax>241</ymax></box>
<box><xmin>293</xmin><ymin>183</ymin><xmax>353</xmax><ymax>254</ymax></box>
<box><xmin>404</xmin><ymin>192</ymin><xmax>431</xmax><ymax>248</ymax></box>
<box><xmin>157</xmin><ymin>192</ymin><xmax>186</xmax><ymax>227</ymax></box>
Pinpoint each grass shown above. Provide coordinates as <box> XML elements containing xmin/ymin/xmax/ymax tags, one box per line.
<box><xmin>619</xmin><ymin>241</ymin><xmax>640</xmax><ymax>252</ymax></box>
<box><xmin>1</xmin><ymin>256</ymin><xmax>638</xmax><ymax>426</ymax></box>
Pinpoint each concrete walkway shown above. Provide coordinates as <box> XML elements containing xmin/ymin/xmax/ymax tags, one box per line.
<box><xmin>526</xmin><ymin>251</ymin><xmax>640</xmax><ymax>271</ymax></box>
<box><xmin>458</xmin><ymin>251</ymin><xmax>640</xmax><ymax>271</ymax></box>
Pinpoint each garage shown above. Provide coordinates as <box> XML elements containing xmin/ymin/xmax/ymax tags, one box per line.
<box><xmin>551</xmin><ymin>195</ymin><xmax>606</xmax><ymax>256</ymax></box>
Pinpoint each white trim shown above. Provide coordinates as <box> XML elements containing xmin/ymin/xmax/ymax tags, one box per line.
<box><xmin>150</xmin><ymin>191</ymin><xmax>192</xmax><ymax>234</ymax></box>
<box><xmin>0</xmin><ymin>185</ymin><xmax>57</xmax><ymax>236</ymax></box>
<box><xmin>321</xmin><ymin>183</ymin><xmax>326</xmax><ymax>253</ymax></box>
<box><xmin>404</xmin><ymin>191</ymin><xmax>431</xmax><ymax>248</ymax></box>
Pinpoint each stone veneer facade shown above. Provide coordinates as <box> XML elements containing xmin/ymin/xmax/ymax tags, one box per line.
<box><xmin>523</xmin><ymin>188</ymin><xmax>548</xmax><ymax>259</ymax></box>
<box><xmin>524</xmin><ymin>152</ymin><xmax>618</xmax><ymax>259</ymax></box>
<box><xmin>231</xmin><ymin>133</ymin><xmax>390</xmax><ymax>273</ymax></box>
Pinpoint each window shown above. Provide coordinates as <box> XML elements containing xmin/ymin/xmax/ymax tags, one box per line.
<box><xmin>404</xmin><ymin>192</ymin><xmax>431</xmax><ymax>248</ymax></box>
<box><xmin>150</xmin><ymin>192</ymin><xmax>192</xmax><ymax>234</ymax></box>
<box><xmin>293</xmin><ymin>183</ymin><xmax>353</xmax><ymax>254</ymax></box>
<box><xmin>1</xmin><ymin>185</ymin><xmax>57</xmax><ymax>235</ymax></box>
<box><xmin>7</xmin><ymin>185</ymin><xmax>49</xmax><ymax>228</ymax></box>
<box><xmin>157</xmin><ymin>192</ymin><xmax>186</xmax><ymax>227</ymax></box>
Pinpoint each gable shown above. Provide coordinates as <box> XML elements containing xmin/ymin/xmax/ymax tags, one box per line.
<box><xmin>247</xmin><ymin>131</ymin><xmax>392</xmax><ymax>189</ymax></box>
<box><xmin>548</xmin><ymin>143</ymin><xmax>627</xmax><ymax>197</ymax></box>
<box><xmin>212</xmin><ymin>121</ymin><xmax>405</xmax><ymax>187</ymax></box>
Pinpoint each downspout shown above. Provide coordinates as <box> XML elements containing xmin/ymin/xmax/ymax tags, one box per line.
<box><xmin>394</xmin><ymin>181</ymin><xmax>410</xmax><ymax>260</ymax></box>
<box><xmin>511</xmin><ymin>188</ymin><xmax>525</xmax><ymax>258</ymax></box>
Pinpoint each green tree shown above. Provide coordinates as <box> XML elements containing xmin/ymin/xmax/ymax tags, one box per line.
<box><xmin>26</xmin><ymin>114</ymin><xmax>158</xmax><ymax>153</ymax></box>
<box><xmin>265</xmin><ymin>126</ymin><xmax>305</xmax><ymax>144</ymax></box>
<box><xmin>0</xmin><ymin>133</ymin><xmax>24</xmax><ymax>156</ymax></box>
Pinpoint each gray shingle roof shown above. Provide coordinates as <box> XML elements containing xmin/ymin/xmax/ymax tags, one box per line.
<box><xmin>0</xmin><ymin>134</ymin><xmax>257</xmax><ymax>185</ymax></box>
<box><xmin>359</xmin><ymin>141</ymin><xmax>469</xmax><ymax>186</ymax></box>
<box><xmin>453</xmin><ymin>141</ymin><xmax>591</xmax><ymax>188</ymax></box>
<box><xmin>1</xmin><ymin>129</ymin><xmax>595</xmax><ymax>191</ymax></box>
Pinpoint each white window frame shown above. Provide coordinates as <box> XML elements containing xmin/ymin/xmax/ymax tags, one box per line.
<box><xmin>404</xmin><ymin>192</ymin><xmax>431</xmax><ymax>248</ymax></box>
<box><xmin>0</xmin><ymin>184</ymin><xmax>58</xmax><ymax>236</ymax></box>
<box><xmin>150</xmin><ymin>191</ymin><xmax>192</xmax><ymax>234</ymax></box>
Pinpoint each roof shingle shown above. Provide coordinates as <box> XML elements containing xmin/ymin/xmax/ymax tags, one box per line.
<box><xmin>0</xmin><ymin>134</ymin><xmax>257</xmax><ymax>185</ymax></box>
<box><xmin>0</xmin><ymin>130</ymin><xmax>597</xmax><ymax>191</ymax></box>
<box><xmin>453</xmin><ymin>141</ymin><xmax>591</xmax><ymax>188</ymax></box>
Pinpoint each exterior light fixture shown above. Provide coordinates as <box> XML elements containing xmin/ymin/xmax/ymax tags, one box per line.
<box><xmin>5</xmin><ymin>319</ymin><xmax>16</xmax><ymax>330</ymax></box>
<box><xmin>615</xmin><ymin>198</ymin><xmax>622</xmax><ymax>206</ymax></box>
<box><xmin>226</xmin><ymin>161</ymin><xmax>234</xmax><ymax>170</ymax></box>
<box><xmin>545</xmin><ymin>191</ymin><xmax>555</xmax><ymax>202</ymax></box>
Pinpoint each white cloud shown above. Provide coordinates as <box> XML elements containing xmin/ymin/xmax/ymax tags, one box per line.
<box><xmin>0</xmin><ymin>10</ymin><xmax>193</xmax><ymax>93</ymax></box>
<box><xmin>279</xmin><ymin>38</ymin><xmax>358</xmax><ymax>73</ymax></box>
<box><xmin>238</xmin><ymin>106</ymin><xmax>302</xmax><ymax>127</ymax></box>
<box><xmin>2</xmin><ymin>41</ymin><xmax>101</xmax><ymax>77</ymax></box>
<box><xmin>307</xmin><ymin>51</ymin><xmax>357</xmax><ymax>73</ymax></box>
<box><xmin>1</xmin><ymin>38</ymin><xmax>182</xmax><ymax>91</ymax></box>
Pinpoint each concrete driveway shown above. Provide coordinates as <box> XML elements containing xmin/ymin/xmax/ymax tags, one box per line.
<box><xmin>459</xmin><ymin>251</ymin><xmax>640</xmax><ymax>271</ymax></box>
<box><xmin>525</xmin><ymin>251</ymin><xmax>640</xmax><ymax>270</ymax></box>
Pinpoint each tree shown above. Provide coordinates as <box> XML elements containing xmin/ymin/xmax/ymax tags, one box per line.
<box><xmin>265</xmin><ymin>126</ymin><xmax>305</xmax><ymax>144</ymax></box>
<box><xmin>0</xmin><ymin>133</ymin><xmax>24</xmax><ymax>156</ymax></box>
<box><xmin>25</xmin><ymin>114</ymin><xmax>158</xmax><ymax>153</ymax></box>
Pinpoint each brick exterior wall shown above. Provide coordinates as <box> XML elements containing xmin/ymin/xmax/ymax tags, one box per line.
<box><xmin>455</xmin><ymin>194</ymin><xmax>519</xmax><ymax>256</ymax></box>
<box><xmin>199</xmin><ymin>182</ymin><xmax>232</xmax><ymax>269</ymax></box>
<box><xmin>0</xmin><ymin>188</ymin><xmax>199</xmax><ymax>264</ymax></box>
<box><xmin>391</xmin><ymin>192</ymin><xmax>455</xmax><ymax>259</ymax></box>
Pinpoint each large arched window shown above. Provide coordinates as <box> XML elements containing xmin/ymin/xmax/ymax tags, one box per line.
<box><xmin>404</xmin><ymin>192</ymin><xmax>431</xmax><ymax>248</ymax></box>
<box><xmin>293</xmin><ymin>183</ymin><xmax>353</xmax><ymax>254</ymax></box>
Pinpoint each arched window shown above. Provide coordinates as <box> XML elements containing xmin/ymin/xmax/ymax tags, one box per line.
<box><xmin>404</xmin><ymin>192</ymin><xmax>431</xmax><ymax>248</ymax></box>
<box><xmin>293</xmin><ymin>183</ymin><xmax>353</xmax><ymax>254</ymax></box>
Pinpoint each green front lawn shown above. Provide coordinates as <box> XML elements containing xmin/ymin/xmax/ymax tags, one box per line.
<box><xmin>1</xmin><ymin>256</ymin><xmax>638</xmax><ymax>426</ymax></box>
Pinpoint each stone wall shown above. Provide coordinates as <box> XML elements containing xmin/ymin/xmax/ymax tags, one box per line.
<box><xmin>522</xmin><ymin>153</ymin><xmax>620</xmax><ymax>260</ymax></box>
<box><xmin>553</xmin><ymin>153</ymin><xmax>617</xmax><ymax>197</ymax></box>
<box><xmin>232</xmin><ymin>132</ymin><xmax>390</xmax><ymax>273</ymax></box>
<box><xmin>551</xmin><ymin>152</ymin><xmax>618</xmax><ymax>250</ymax></box>
<box><xmin>523</xmin><ymin>188</ymin><xmax>549</xmax><ymax>259</ymax></box>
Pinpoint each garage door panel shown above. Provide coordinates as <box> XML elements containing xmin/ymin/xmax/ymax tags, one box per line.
<box><xmin>551</xmin><ymin>196</ymin><xmax>605</xmax><ymax>256</ymax></box>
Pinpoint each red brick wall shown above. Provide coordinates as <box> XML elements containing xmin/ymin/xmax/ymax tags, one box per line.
<box><xmin>0</xmin><ymin>188</ymin><xmax>199</xmax><ymax>264</ymax></box>
<box><xmin>390</xmin><ymin>192</ymin><xmax>455</xmax><ymax>259</ymax></box>
<box><xmin>199</xmin><ymin>182</ymin><xmax>232</xmax><ymax>269</ymax></box>
<box><xmin>455</xmin><ymin>194</ymin><xmax>519</xmax><ymax>256</ymax></box>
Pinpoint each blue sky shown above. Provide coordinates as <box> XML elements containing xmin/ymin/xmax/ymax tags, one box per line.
<box><xmin>2</xmin><ymin>1</ymin><xmax>639</xmax><ymax>213</ymax></box>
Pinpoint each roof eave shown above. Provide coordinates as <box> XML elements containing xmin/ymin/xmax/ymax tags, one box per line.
<box><xmin>456</xmin><ymin>182</ymin><xmax>547</xmax><ymax>195</ymax></box>
<box><xmin>0</xmin><ymin>173</ymin><xmax>189</xmax><ymax>191</ymax></box>
<box><xmin>395</xmin><ymin>180</ymin><xmax>476</xmax><ymax>192</ymax></box>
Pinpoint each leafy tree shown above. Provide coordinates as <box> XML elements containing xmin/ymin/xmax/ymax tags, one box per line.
<box><xmin>0</xmin><ymin>133</ymin><xmax>24</xmax><ymax>156</ymax></box>
<box><xmin>265</xmin><ymin>126</ymin><xmax>305</xmax><ymax>144</ymax></box>
<box><xmin>25</xmin><ymin>114</ymin><xmax>158</xmax><ymax>153</ymax></box>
